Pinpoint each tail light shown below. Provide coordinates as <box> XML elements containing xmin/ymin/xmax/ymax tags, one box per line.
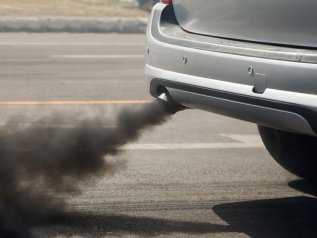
<box><xmin>160</xmin><ymin>0</ymin><xmax>173</xmax><ymax>4</ymax></box>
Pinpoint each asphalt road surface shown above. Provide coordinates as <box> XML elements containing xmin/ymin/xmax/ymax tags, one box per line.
<box><xmin>0</xmin><ymin>33</ymin><xmax>316</xmax><ymax>238</ymax></box>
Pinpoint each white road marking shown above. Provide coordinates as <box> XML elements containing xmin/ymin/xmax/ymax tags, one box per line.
<box><xmin>0</xmin><ymin>100</ymin><xmax>150</xmax><ymax>105</ymax></box>
<box><xmin>0</xmin><ymin>132</ymin><xmax>264</xmax><ymax>151</ymax></box>
<box><xmin>122</xmin><ymin>134</ymin><xmax>264</xmax><ymax>150</ymax></box>
<box><xmin>51</xmin><ymin>54</ymin><xmax>144</xmax><ymax>59</ymax></box>
<box><xmin>220</xmin><ymin>134</ymin><xmax>263</xmax><ymax>145</ymax></box>
<box><xmin>0</xmin><ymin>42</ymin><xmax>144</xmax><ymax>46</ymax></box>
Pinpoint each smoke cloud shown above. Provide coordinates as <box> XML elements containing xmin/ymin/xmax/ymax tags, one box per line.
<box><xmin>0</xmin><ymin>101</ymin><xmax>171</xmax><ymax>237</ymax></box>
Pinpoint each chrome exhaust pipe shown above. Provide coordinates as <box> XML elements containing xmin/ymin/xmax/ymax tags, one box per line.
<box><xmin>157</xmin><ymin>92</ymin><xmax>185</xmax><ymax>114</ymax></box>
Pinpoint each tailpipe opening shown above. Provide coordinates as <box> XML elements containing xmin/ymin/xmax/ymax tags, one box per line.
<box><xmin>157</xmin><ymin>92</ymin><xmax>186</xmax><ymax>114</ymax></box>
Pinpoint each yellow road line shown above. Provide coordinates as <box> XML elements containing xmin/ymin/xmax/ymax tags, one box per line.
<box><xmin>0</xmin><ymin>100</ymin><xmax>152</xmax><ymax>105</ymax></box>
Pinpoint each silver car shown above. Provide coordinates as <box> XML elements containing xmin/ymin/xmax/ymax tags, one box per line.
<box><xmin>145</xmin><ymin>0</ymin><xmax>317</xmax><ymax>181</ymax></box>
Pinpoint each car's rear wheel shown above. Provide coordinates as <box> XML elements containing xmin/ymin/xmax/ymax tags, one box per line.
<box><xmin>258</xmin><ymin>125</ymin><xmax>317</xmax><ymax>182</ymax></box>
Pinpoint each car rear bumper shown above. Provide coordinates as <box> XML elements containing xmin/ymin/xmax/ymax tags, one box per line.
<box><xmin>145</xmin><ymin>4</ymin><xmax>317</xmax><ymax>136</ymax></box>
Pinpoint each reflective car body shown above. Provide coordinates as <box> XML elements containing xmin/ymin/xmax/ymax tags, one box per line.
<box><xmin>173</xmin><ymin>0</ymin><xmax>317</xmax><ymax>48</ymax></box>
<box><xmin>145</xmin><ymin>2</ymin><xmax>317</xmax><ymax>137</ymax></box>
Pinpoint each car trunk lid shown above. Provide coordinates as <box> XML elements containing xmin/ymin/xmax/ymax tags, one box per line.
<box><xmin>172</xmin><ymin>0</ymin><xmax>317</xmax><ymax>48</ymax></box>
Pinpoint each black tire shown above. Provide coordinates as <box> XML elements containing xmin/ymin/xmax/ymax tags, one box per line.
<box><xmin>258</xmin><ymin>125</ymin><xmax>317</xmax><ymax>182</ymax></box>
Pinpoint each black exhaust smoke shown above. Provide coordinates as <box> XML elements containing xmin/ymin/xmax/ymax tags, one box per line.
<box><xmin>0</xmin><ymin>99</ymin><xmax>182</xmax><ymax>237</ymax></box>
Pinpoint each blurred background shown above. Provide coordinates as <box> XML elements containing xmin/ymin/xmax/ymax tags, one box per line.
<box><xmin>0</xmin><ymin>0</ymin><xmax>159</xmax><ymax>18</ymax></box>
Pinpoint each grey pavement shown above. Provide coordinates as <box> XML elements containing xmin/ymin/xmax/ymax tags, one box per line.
<box><xmin>0</xmin><ymin>17</ymin><xmax>148</xmax><ymax>33</ymax></box>
<box><xmin>0</xmin><ymin>33</ymin><xmax>316</xmax><ymax>238</ymax></box>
